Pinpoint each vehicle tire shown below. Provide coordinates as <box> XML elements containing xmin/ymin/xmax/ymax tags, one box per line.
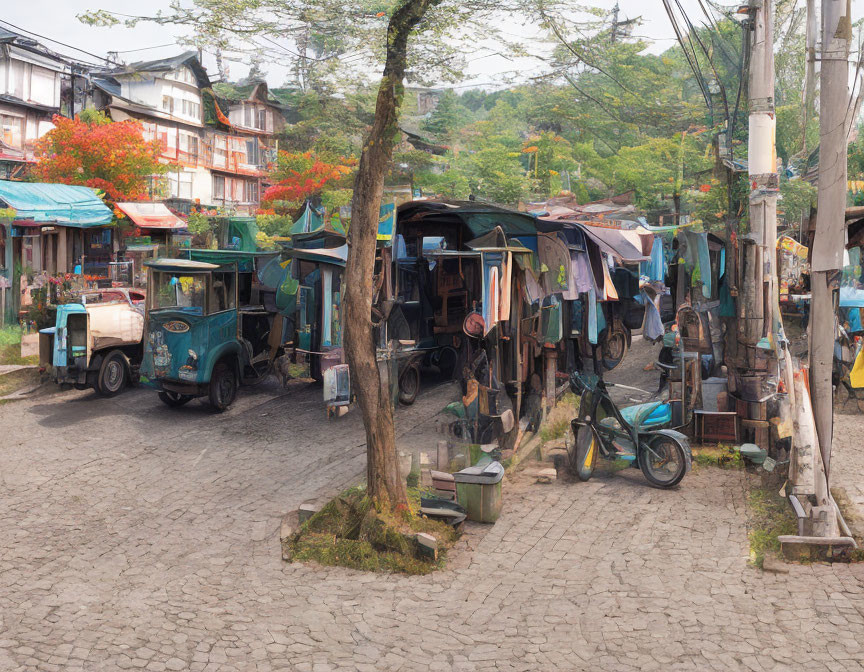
<box><xmin>602</xmin><ymin>324</ymin><xmax>629</xmax><ymax>371</ymax></box>
<box><xmin>97</xmin><ymin>351</ymin><xmax>127</xmax><ymax>396</ymax></box>
<box><xmin>569</xmin><ymin>423</ymin><xmax>597</xmax><ymax>482</ymax></box>
<box><xmin>209</xmin><ymin>358</ymin><xmax>238</xmax><ymax>412</ymax></box>
<box><xmin>398</xmin><ymin>365</ymin><xmax>420</xmax><ymax>405</ymax></box>
<box><xmin>158</xmin><ymin>390</ymin><xmax>193</xmax><ymax>408</ymax></box>
<box><xmin>638</xmin><ymin>435</ymin><xmax>689</xmax><ymax>488</ymax></box>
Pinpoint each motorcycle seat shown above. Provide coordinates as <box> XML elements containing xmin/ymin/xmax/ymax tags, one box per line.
<box><xmin>619</xmin><ymin>401</ymin><xmax>671</xmax><ymax>428</ymax></box>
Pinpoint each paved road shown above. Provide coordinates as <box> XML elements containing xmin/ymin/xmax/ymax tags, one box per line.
<box><xmin>4</xmin><ymin>376</ymin><xmax>864</xmax><ymax>671</ymax></box>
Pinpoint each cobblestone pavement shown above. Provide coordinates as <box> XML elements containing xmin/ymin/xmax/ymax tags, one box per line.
<box><xmin>4</xmin><ymin>380</ymin><xmax>864</xmax><ymax>671</ymax></box>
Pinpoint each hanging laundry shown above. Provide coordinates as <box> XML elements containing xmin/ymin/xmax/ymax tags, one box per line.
<box><xmin>640</xmin><ymin>287</ymin><xmax>664</xmax><ymax>341</ymax></box>
<box><xmin>600</xmin><ymin>255</ymin><xmax>619</xmax><ymax>301</ymax></box>
<box><xmin>537</xmin><ymin>232</ymin><xmax>570</xmax><ymax>295</ymax></box>
<box><xmin>588</xmin><ymin>288</ymin><xmax>599</xmax><ymax>345</ymax></box>
<box><xmin>498</xmin><ymin>251</ymin><xmax>512</xmax><ymax>322</ymax></box>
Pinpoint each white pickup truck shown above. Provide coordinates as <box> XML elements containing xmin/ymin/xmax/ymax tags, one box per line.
<box><xmin>39</xmin><ymin>288</ymin><xmax>146</xmax><ymax>396</ymax></box>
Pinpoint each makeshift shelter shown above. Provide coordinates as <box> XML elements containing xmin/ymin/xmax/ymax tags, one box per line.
<box><xmin>0</xmin><ymin>182</ymin><xmax>114</xmax><ymax>322</ymax></box>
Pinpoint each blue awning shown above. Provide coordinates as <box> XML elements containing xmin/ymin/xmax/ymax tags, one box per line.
<box><xmin>0</xmin><ymin>182</ymin><xmax>113</xmax><ymax>227</ymax></box>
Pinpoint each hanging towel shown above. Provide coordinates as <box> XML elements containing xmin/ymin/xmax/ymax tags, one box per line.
<box><xmin>601</xmin><ymin>256</ymin><xmax>618</xmax><ymax>301</ymax></box>
<box><xmin>588</xmin><ymin>288</ymin><xmax>598</xmax><ymax>344</ymax></box>
<box><xmin>498</xmin><ymin>251</ymin><xmax>512</xmax><ymax>321</ymax></box>
<box><xmin>641</xmin><ymin>288</ymin><xmax>664</xmax><ymax>341</ymax></box>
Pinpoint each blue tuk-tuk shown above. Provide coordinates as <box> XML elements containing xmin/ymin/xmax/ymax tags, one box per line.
<box><xmin>141</xmin><ymin>257</ymin><xmax>283</xmax><ymax>411</ymax></box>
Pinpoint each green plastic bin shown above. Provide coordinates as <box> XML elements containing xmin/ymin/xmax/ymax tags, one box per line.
<box><xmin>454</xmin><ymin>461</ymin><xmax>504</xmax><ymax>523</ymax></box>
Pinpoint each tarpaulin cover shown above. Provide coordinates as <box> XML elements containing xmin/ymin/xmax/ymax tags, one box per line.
<box><xmin>115</xmin><ymin>202</ymin><xmax>186</xmax><ymax>230</ymax></box>
<box><xmin>580</xmin><ymin>224</ymin><xmax>649</xmax><ymax>262</ymax></box>
<box><xmin>186</xmin><ymin>249</ymin><xmax>277</xmax><ymax>273</ymax></box>
<box><xmin>378</xmin><ymin>203</ymin><xmax>396</xmax><ymax>241</ymax></box>
<box><xmin>227</xmin><ymin>217</ymin><xmax>259</xmax><ymax>252</ymax></box>
<box><xmin>0</xmin><ymin>182</ymin><xmax>113</xmax><ymax>227</ymax></box>
<box><xmin>291</xmin><ymin>203</ymin><xmax>324</xmax><ymax>235</ymax></box>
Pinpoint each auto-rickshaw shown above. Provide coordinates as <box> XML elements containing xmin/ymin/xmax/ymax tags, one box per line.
<box><xmin>141</xmin><ymin>258</ymin><xmax>283</xmax><ymax>411</ymax></box>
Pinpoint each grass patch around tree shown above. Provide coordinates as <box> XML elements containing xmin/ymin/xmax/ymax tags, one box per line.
<box><xmin>284</xmin><ymin>486</ymin><xmax>461</xmax><ymax>575</ymax></box>
<box><xmin>747</xmin><ymin>485</ymin><xmax>798</xmax><ymax>568</ymax></box>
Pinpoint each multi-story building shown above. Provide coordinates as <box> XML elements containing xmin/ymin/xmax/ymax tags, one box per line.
<box><xmin>0</xmin><ymin>26</ymin><xmax>75</xmax><ymax>180</ymax></box>
<box><xmin>91</xmin><ymin>53</ymin><xmax>286</xmax><ymax>214</ymax></box>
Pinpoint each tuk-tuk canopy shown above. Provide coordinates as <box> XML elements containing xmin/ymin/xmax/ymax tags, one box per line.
<box><xmin>145</xmin><ymin>258</ymin><xmax>221</xmax><ymax>273</ymax></box>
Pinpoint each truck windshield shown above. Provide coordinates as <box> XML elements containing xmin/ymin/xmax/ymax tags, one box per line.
<box><xmin>150</xmin><ymin>271</ymin><xmax>207</xmax><ymax>314</ymax></box>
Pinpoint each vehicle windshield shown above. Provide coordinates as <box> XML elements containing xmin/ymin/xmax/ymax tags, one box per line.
<box><xmin>150</xmin><ymin>271</ymin><xmax>207</xmax><ymax>314</ymax></box>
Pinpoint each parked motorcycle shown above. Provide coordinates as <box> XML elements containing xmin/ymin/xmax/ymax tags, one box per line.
<box><xmin>561</xmin><ymin>370</ymin><xmax>691</xmax><ymax>488</ymax></box>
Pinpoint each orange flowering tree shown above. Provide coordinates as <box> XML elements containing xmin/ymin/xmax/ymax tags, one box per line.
<box><xmin>32</xmin><ymin>110</ymin><xmax>167</xmax><ymax>204</ymax></box>
<box><xmin>263</xmin><ymin>150</ymin><xmax>356</xmax><ymax>210</ymax></box>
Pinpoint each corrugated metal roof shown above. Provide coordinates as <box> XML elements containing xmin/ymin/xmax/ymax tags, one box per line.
<box><xmin>115</xmin><ymin>202</ymin><xmax>186</xmax><ymax>230</ymax></box>
<box><xmin>0</xmin><ymin>182</ymin><xmax>113</xmax><ymax>227</ymax></box>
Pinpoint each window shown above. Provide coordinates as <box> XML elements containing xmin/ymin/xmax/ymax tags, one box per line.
<box><xmin>257</xmin><ymin>109</ymin><xmax>267</xmax><ymax>131</ymax></box>
<box><xmin>180</xmin><ymin>133</ymin><xmax>199</xmax><ymax>160</ymax></box>
<box><xmin>150</xmin><ymin>271</ymin><xmax>207</xmax><ymax>315</ymax></box>
<box><xmin>162</xmin><ymin>95</ymin><xmax>173</xmax><ymax>113</ymax></box>
<box><xmin>245</xmin><ymin>139</ymin><xmax>260</xmax><ymax>166</ymax></box>
<box><xmin>210</xmin><ymin>271</ymin><xmax>236</xmax><ymax>312</ymax></box>
<box><xmin>244</xmin><ymin>181</ymin><xmax>259</xmax><ymax>203</ymax></box>
<box><xmin>182</xmin><ymin>99</ymin><xmax>200</xmax><ymax>119</ymax></box>
<box><xmin>213</xmin><ymin>175</ymin><xmax>225</xmax><ymax>200</ymax></box>
<box><xmin>168</xmin><ymin>171</ymin><xmax>193</xmax><ymax>199</ymax></box>
<box><xmin>158</xmin><ymin>132</ymin><xmax>169</xmax><ymax>153</ymax></box>
<box><xmin>9</xmin><ymin>60</ymin><xmax>25</xmax><ymax>99</ymax></box>
<box><xmin>30</xmin><ymin>66</ymin><xmax>56</xmax><ymax>107</ymax></box>
<box><xmin>244</xmin><ymin>105</ymin><xmax>252</xmax><ymax>127</ymax></box>
<box><xmin>0</xmin><ymin>115</ymin><xmax>24</xmax><ymax>148</ymax></box>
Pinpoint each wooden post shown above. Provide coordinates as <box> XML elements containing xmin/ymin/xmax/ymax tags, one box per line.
<box><xmin>544</xmin><ymin>347</ymin><xmax>557</xmax><ymax>416</ymax></box>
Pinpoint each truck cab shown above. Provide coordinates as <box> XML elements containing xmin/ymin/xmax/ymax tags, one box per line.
<box><xmin>141</xmin><ymin>258</ymin><xmax>279</xmax><ymax>411</ymax></box>
<box><xmin>39</xmin><ymin>287</ymin><xmax>146</xmax><ymax>396</ymax></box>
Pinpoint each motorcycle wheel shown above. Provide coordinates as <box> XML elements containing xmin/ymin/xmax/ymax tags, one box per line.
<box><xmin>569</xmin><ymin>423</ymin><xmax>597</xmax><ymax>482</ymax></box>
<box><xmin>602</xmin><ymin>324</ymin><xmax>629</xmax><ymax>371</ymax></box>
<box><xmin>638</xmin><ymin>435</ymin><xmax>688</xmax><ymax>488</ymax></box>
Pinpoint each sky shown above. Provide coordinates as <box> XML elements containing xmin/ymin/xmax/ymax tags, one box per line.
<box><xmin>0</xmin><ymin>0</ymin><xmax>859</xmax><ymax>90</ymax></box>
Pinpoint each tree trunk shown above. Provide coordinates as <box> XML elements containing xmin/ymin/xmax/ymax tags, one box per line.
<box><xmin>810</xmin><ymin>0</ymin><xmax>852</xmax><ymax>476</ymax></box>
<box><xmin>342</xmin><ymin>0</ymin><xmax>440</xmax><ymax>511</ymax></box>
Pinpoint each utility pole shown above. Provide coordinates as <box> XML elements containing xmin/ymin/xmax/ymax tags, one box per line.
<box><xmin>802</xmin><ymin>0</ymin><xmax>819</xmax><ymax>153</ymax></box>
<box><xmin>810</xmin><ymin>0</ymin><xmax>852</xmax><ymax>482</ymax></box>
<box><xmin>610</xmin><ymin>3</ymin><xmax>620</xmax><ymax>43</ymax></box>
<box><xmin>740</xmin><ymin>0</ymin><xmax>777</xmax><ymax>350</ymax></box>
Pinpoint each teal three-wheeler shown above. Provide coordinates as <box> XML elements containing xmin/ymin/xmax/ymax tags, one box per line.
<box><xmin>141</xmin><ymin>258</ymin><xmax>282</xmax><ymax>411</ymax></box>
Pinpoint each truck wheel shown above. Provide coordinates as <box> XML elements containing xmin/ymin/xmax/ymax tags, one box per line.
<box><xmin>97</xmin><ymin>351</ymin><xmax>128</xmax><ymax>396</ymax></box>
<box><xmin>158</xmin><ymin>391</ymin><xmax>193</xmax><ymax>408</ymax></box>
<box><xmin>209</xmin><ymin>359</ymin><xmax>238</xmax><ymax>412</ymax></box>
<box><xmin>398</xmin><ymin>365</ymin><xmax>420</xmax><ymax>405</ymax></box>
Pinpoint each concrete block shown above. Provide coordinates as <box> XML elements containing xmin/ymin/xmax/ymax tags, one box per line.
<box><xmin>298</xmin><ymin>503</ymin><xmax>319</xmax><ymax>524</ymax></box>
<box><xmin>536</xmin><ymin>468</ymin><xmax>557</xmax><ymax>484</ymax></box>
<box><xmin>416</xmin><ymin>533</ymin><xmax>438</xmax><ymax>561</ymax></box>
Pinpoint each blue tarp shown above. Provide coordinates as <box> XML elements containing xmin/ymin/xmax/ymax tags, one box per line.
<box><xmin>0</xmin><ymin>182</ymin><xmax>113</xmax><ymax>227</ymax></box>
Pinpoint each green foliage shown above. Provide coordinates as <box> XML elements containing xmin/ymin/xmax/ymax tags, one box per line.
<box><xmin>256</xmin><ymin>214</ymin><xmax>294</xmax><ymax>237</ymax></box>
<box><xmin>692</xmin><ymin>444</ymin><xmax>744</xmax><ymax>469</ymax></box>
<box><xmin>540</xmin><ymin>392</ymin><xmax>580</xmax><ymax>443</ymax></box>
<box><xmin>747</xmin><ymin>486</ymin><xmax>797</xmax><ymax>568</ymax></box>
<box><xmin>185</xmin><ymin>212</ymin><xmax>212</xmax><ymax>236</ymax></box>
<box><xmin>77</xmin><ymin>107</ymin><xmax>111</xmax><ymax>125</ymax></box>
<box><xmin>0</xmin><ymin>325</ymin><xmax>37</xmax><ymax>366</ymax></box>
<box><xmin>422</xmin><ymin>90</ymin><xmax>473</xmax><ymax>144</ymax></box>
<box><xmin>779</xmin><ymin>179</ymin><xmax>817</xmax><ymax>225</ymax></box>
